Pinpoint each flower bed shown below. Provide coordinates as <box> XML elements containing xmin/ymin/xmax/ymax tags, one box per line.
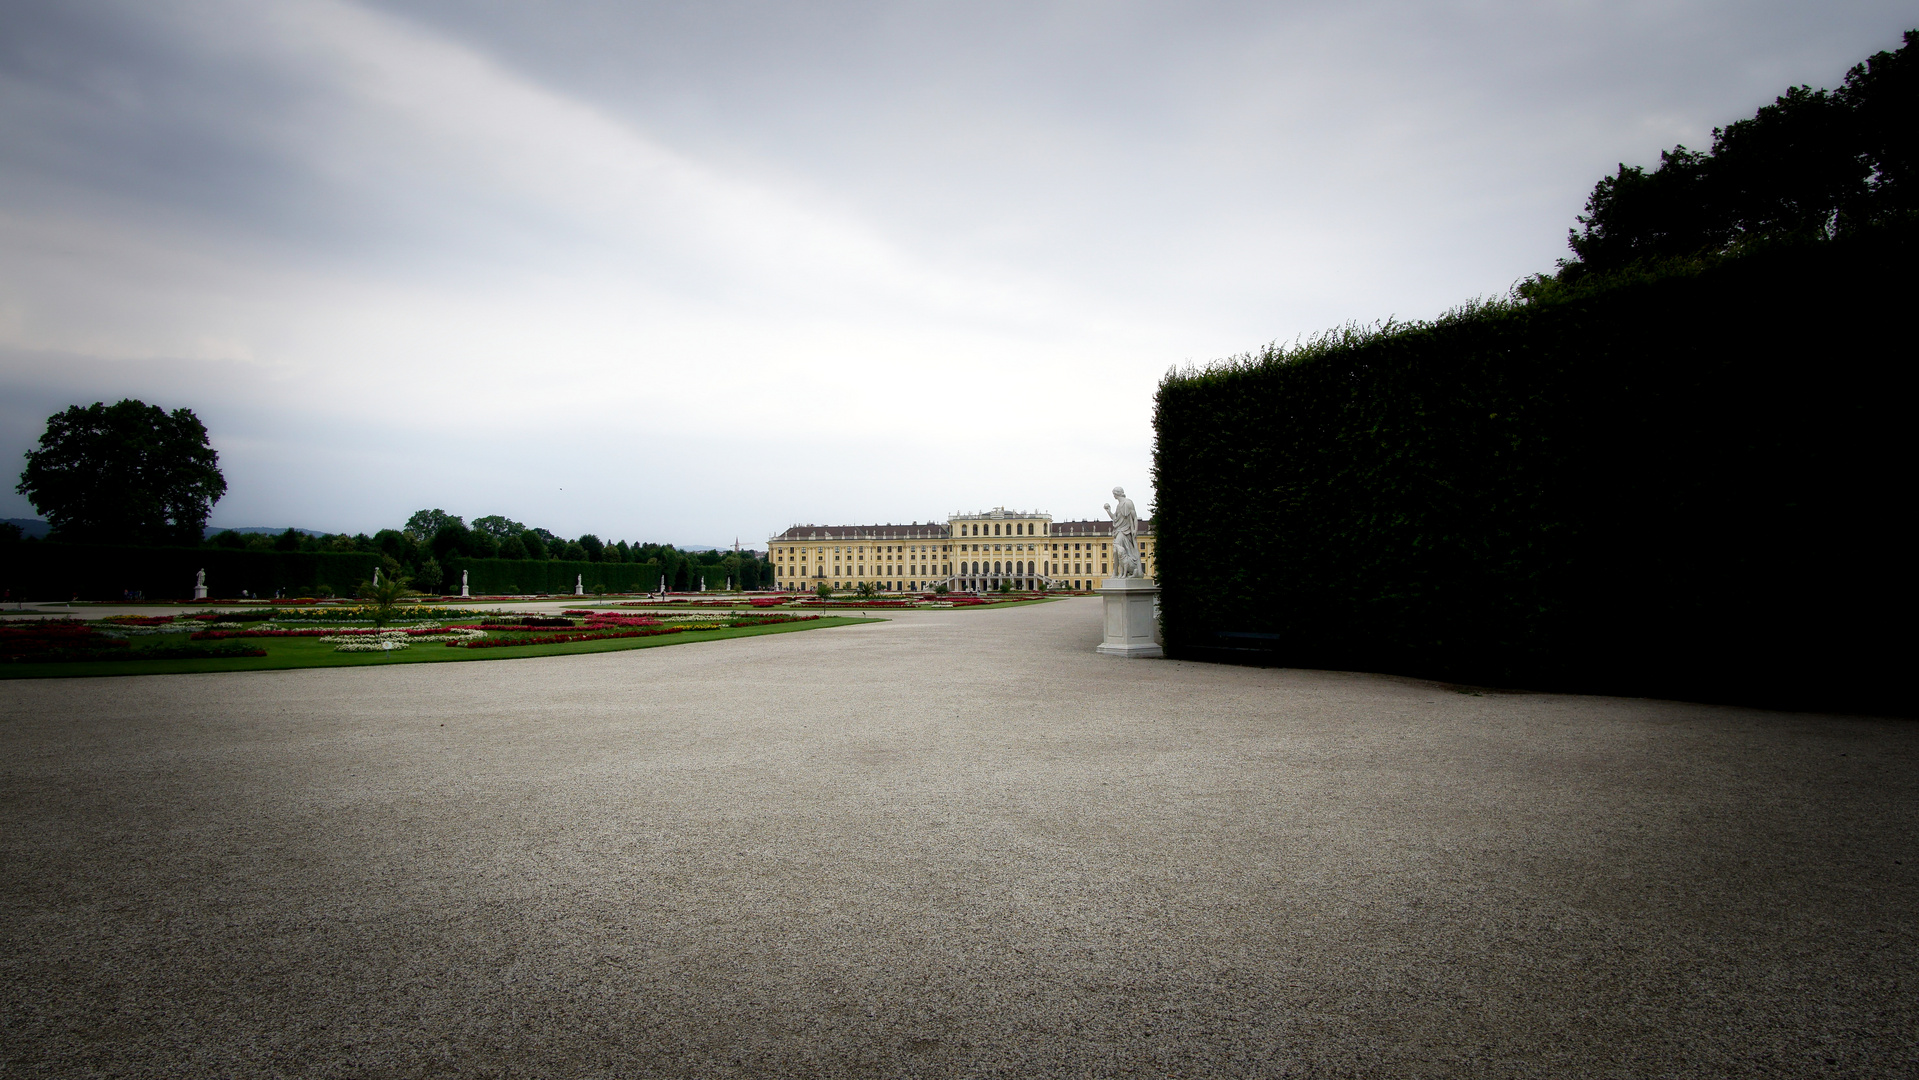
<box><xmin>2</xmin><ymin>620</ymin><xmax>129</xmax><ymax>660</ymax></box>
<box><xmin>194</xmin><ymin>625</ymin><xmax>488</xmax><ymax>641</ymax></box>
<box><xmin>453</xmin><ymin>626</ymin><xmax>692</xmax><ymax>648</ymax></box>
<box><xmin>4</xmin><ymin>620</ymin><xmax>266</xmax><ymax>663</ymax></box>
<box><xmin>578</xmin><ymin>614</ymin><xmax>663</xmax><ymax>628</ymax></box>
<box><xmin>448</xmin><ymin>614</ymin><xmax>816</xmax><ymax>649</ymax></box>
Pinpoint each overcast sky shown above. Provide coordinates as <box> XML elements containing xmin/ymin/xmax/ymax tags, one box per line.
<box><xmin>0</xmin><ymin>1</ymin><xmax>1908</xmax><ymax>545</ymax></box>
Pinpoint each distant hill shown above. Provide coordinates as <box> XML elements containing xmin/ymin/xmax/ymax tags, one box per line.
<box><xmin>203</xmin><ymin>526</ymin><xmax>327</xmax><ymax>537</ymax></box>
<box><xmin>1</xmin><ymin>520</ymin><xmax>331</xmax><ymax>541</ymax></box>
<box><xmin>4</xmin><ymin>518</ymin><xmax>50</xmax><ymax>539</ymax></box>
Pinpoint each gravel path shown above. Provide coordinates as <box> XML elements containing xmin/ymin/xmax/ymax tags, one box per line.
<box><xmin>3</xmin><ymin>597</ymin><xmax>1913</xmax><ymax>1078</ymax></box>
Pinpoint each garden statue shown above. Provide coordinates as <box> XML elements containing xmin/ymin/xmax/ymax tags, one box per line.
<box><xmin>193</xmin><ymin>568</ymin><xmax>208</xmax><ymax>600</ymax></box>
<box><xmin>1103</xmin><ymin>486</ymin><xmax>1144</xmax><ymax>579</ymax></box>
<box><xmin>372</xmin><ymin>566</ymin><xmax>381</xmax><ymax>586</ymax></box>
<box><xmin>1095</xmin><ymin>484</ymin><xmax>1160</xmax><ymax>658</ymax></box>
<box><xmin>461</xmin><ymin>570</ymin><xmax>469</xmax><ymax>598</ymax></box>
<box><xmin>575</xmin><ymin>574</ymin><xmax>584</xmax><ymax>596</ymax></box>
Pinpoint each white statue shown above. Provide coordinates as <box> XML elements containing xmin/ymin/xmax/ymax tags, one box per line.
<box><xmin>193</xmin><ymin>568</ymin><xmax>208</xmax><ymax>600</ymax></box>
<box><xmin>575</xmin><ymin>573</ymin><xmax>584</xmax><ymax>596</ymax></box>
<box><xmin>372</xmin><ymin>566</ymin><xmax>381</xmax><ymax>586</ymax></box>
<box><xmin>461</xmin><ymin>570</ymin><xmax>469</xmax><ymax>598</ymax></box>
<box><xmin>1103</xmin><ymin>486</ymin><xmax>1143</xmax><ymax>579</ymax></box>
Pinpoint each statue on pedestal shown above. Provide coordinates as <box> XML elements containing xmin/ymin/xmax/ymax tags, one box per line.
<box><xmin>461</xmin><ymin>570</ymin><xmax>469</xmax><ymax>598</ymax></box>
<box><xmin>1103</xmin><ymin>486</ymin><xmax>1143</xmax><ymax>579</ymax></box>
<box><xmin>193</xmin><ymin>568</ymin><xmax>208</xmax><ymax>600</ymax></box>
<box><xmin>575</xmin><ymin>574</ymin><xmax>584</xmax><ymax>596</ymax></box>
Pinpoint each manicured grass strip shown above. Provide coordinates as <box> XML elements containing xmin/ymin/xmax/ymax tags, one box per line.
<box><xmin>0</xmin><ymin>617</ymin><xmax>883</xmax><ymax>679</ymax></box>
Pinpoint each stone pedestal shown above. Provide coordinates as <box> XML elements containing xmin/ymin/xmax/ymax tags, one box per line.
<box><xmin>192</xmin><ymin>585</ymin><xmax>208</xmax><ymax>600</ymax></box>
<box><xmin>1095</xmin><ymin>577</ymin><xmax>1162</xmax><ymax>658</ymax></box>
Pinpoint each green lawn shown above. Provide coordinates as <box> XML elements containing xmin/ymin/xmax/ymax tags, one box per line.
<box><xmin>1</xmin><ymin>616</ymin><xmax>882</xmax><ymax>679</ymax></box>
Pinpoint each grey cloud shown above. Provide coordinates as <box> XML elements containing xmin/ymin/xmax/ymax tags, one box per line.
<box><xmin>1</xmin><ymin>0</ymin><xmax>1911</xmax><ymax>537</ymax></box>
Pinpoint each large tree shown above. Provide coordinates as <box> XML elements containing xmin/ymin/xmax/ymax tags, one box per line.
<box><xmin>17</xmin><ymin>399</ymin><xmax>226</xmax><ymax>546</ymax></box>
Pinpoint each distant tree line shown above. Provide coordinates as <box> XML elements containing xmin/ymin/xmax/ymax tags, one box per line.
<box><xmin>10</xmin><ymin>403</ymin><xmax>770</xmax><ymax>591</ymax></box>
<box><xmin>205</xmin><ymin>512</ymin><xmax>770</xmax><ymax>593</ymax></box>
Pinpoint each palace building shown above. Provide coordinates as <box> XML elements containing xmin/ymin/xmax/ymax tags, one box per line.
<box><xmin>767</xmin><ymin>507</ymin><xmax>1156</xmax><ymax>593</ymax></box>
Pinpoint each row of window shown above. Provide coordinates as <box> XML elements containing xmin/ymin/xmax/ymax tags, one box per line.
<box><xmin>771</xmin><ymin>540</ymin><xmax>1116</xmax><ymax>558</ymax></box>
<box><xmin>955</xmin><ymin>520</ymin><xmax>1040</xmax><ymax>536</ymax></box>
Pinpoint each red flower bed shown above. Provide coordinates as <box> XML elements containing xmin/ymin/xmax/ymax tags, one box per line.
<box><xmin>580</xmin><ymin>615</ymin><xmax>663</xmax><ymax>628</ymax></box>
<box><xmin>102</xmin><ymin>615</ymin><xmax>178</xmax><ymax>626</ymax></box>
<box><xmin>2</xmin><ymin>620</ymin><xmax>126</xmax><ymax>660</ymax></box>
<box><xmin>3</xmin><ymin>619</ymin><xmax>264</xmax><ymax>663</ymax></box>
<box><xmin>449</xmin><ymin>614</ymin><xmax>815</xmax><ymax>649</ymax></box>
<box><xmin>452</xmin><ymin>626</ymin><xmax>690</xmax><ymax>648</ymax></box>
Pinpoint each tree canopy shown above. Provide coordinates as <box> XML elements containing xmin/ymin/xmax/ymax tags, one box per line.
<box><xmin>1556</xmin><ymin>30</ymin><xmax>1915</xmax><ymax>282</ymax></box>
<box><xmin>403</xmin><ymin>509</ymin><xmax>462</xmax><ymax>543</ymax></box>
<box><xmin>470</xmin><ymin>515</ymin><xmax>526</xmax><ymax>541</ymax></box>
<box><xmin>16</xmin><ymin>399</ymin><xmax>226</xmax><ymax>546</ymax></box>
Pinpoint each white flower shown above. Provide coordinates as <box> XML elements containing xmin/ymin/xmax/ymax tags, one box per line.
<box><xmin>333</xmin><ymin>639</ymin><xmax>411</xmax><ymax>653</ymax></box>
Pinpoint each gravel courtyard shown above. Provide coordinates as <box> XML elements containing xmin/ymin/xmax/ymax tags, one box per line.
<box><xmin>3</xmin><ymin>597</ymin><xmax>1913</xmax><ymax>1078</ymax></box>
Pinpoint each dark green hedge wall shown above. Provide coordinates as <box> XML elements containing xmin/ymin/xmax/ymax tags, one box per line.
<box><xmin>0</xmin><ymin>546</ymin><xmax>742</xmax><ymax>600</ymax></box>
<box><xmin>0</xmin><ymin>544</ymin><xmax>379</xmax><ymax>601</ymax></box>
<box><xmin>445</xmin><ymin>557</ymin><xmax>665</xmax><ymax>595</ymax></box>
<box><xmin>1152</xmin><ymin>225</ymin><xmax>1911</xmax><ymax>712</ymax></box>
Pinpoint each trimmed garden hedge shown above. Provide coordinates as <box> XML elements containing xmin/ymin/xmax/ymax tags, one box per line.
<box><xmin>1152</xmin><ymin>224</ymin><xmax>1912</xmax><ymax>712</ymax></box>
<box><xmin>0</xmin><ymin>545</ymin><xmax>740</xmax><ymax>601</ymax></box>
<box><xmin>445</xmin><ymin>557</ymin><xmax>667</xmax><ymax>595</ymax></box>
<box><xmin>0</xmin><ymin>544</ymin><xmax>379</xmax><ymax>601</ymax></box>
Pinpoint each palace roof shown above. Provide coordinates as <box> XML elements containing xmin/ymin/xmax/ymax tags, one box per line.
<box><xmin>770</xmin><ymin>523</ymin><xmax>949</xmax><ymax>542</ymax></box>
<box><xmin>1047</xmin><ymin>519</ymin><xmax>1154</xmax><ymax>537</ymax></box>
<box><xmin>771</xmin><ymin>518</ymin><xmax>1152</xmax><ymax>541</ymax></box>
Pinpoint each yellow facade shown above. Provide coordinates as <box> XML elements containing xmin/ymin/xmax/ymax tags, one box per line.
<box><xmin>767</xmin><ymin>507</ymin><xmax>1155</xmax><ymax>593</ymax></box>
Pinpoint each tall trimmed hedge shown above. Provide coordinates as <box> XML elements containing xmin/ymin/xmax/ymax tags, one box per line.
<box><xmin>445</xmin><ymin>557</ymin><xmax>665</xmax><ymax>595</ymax></box>
<box><xmin>1152</xmin><ymin>225</ymin><xmax>1911</xmax><ymax>711</ymax></box>
<box><xmin>0</xmin><ymin>545</ymin><xmax>742</xmax><ymax>600</ymax></box>
<box><xmin>0</xmin><ymin>544</ymin><xmax>378</xmax><ymax>601</ymax></box>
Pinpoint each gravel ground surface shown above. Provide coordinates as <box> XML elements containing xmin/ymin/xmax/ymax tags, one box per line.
<box><xmin>3</xmin><ymin>597</ymin><xmax>1914</xmax><ymax>1078</ymax></box>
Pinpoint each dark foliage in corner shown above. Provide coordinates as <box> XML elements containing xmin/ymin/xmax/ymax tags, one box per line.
<box><xmin>1549</xmin><ymin>31</ymin><xmax>1915</xmax><ymax>285</ymax></box>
